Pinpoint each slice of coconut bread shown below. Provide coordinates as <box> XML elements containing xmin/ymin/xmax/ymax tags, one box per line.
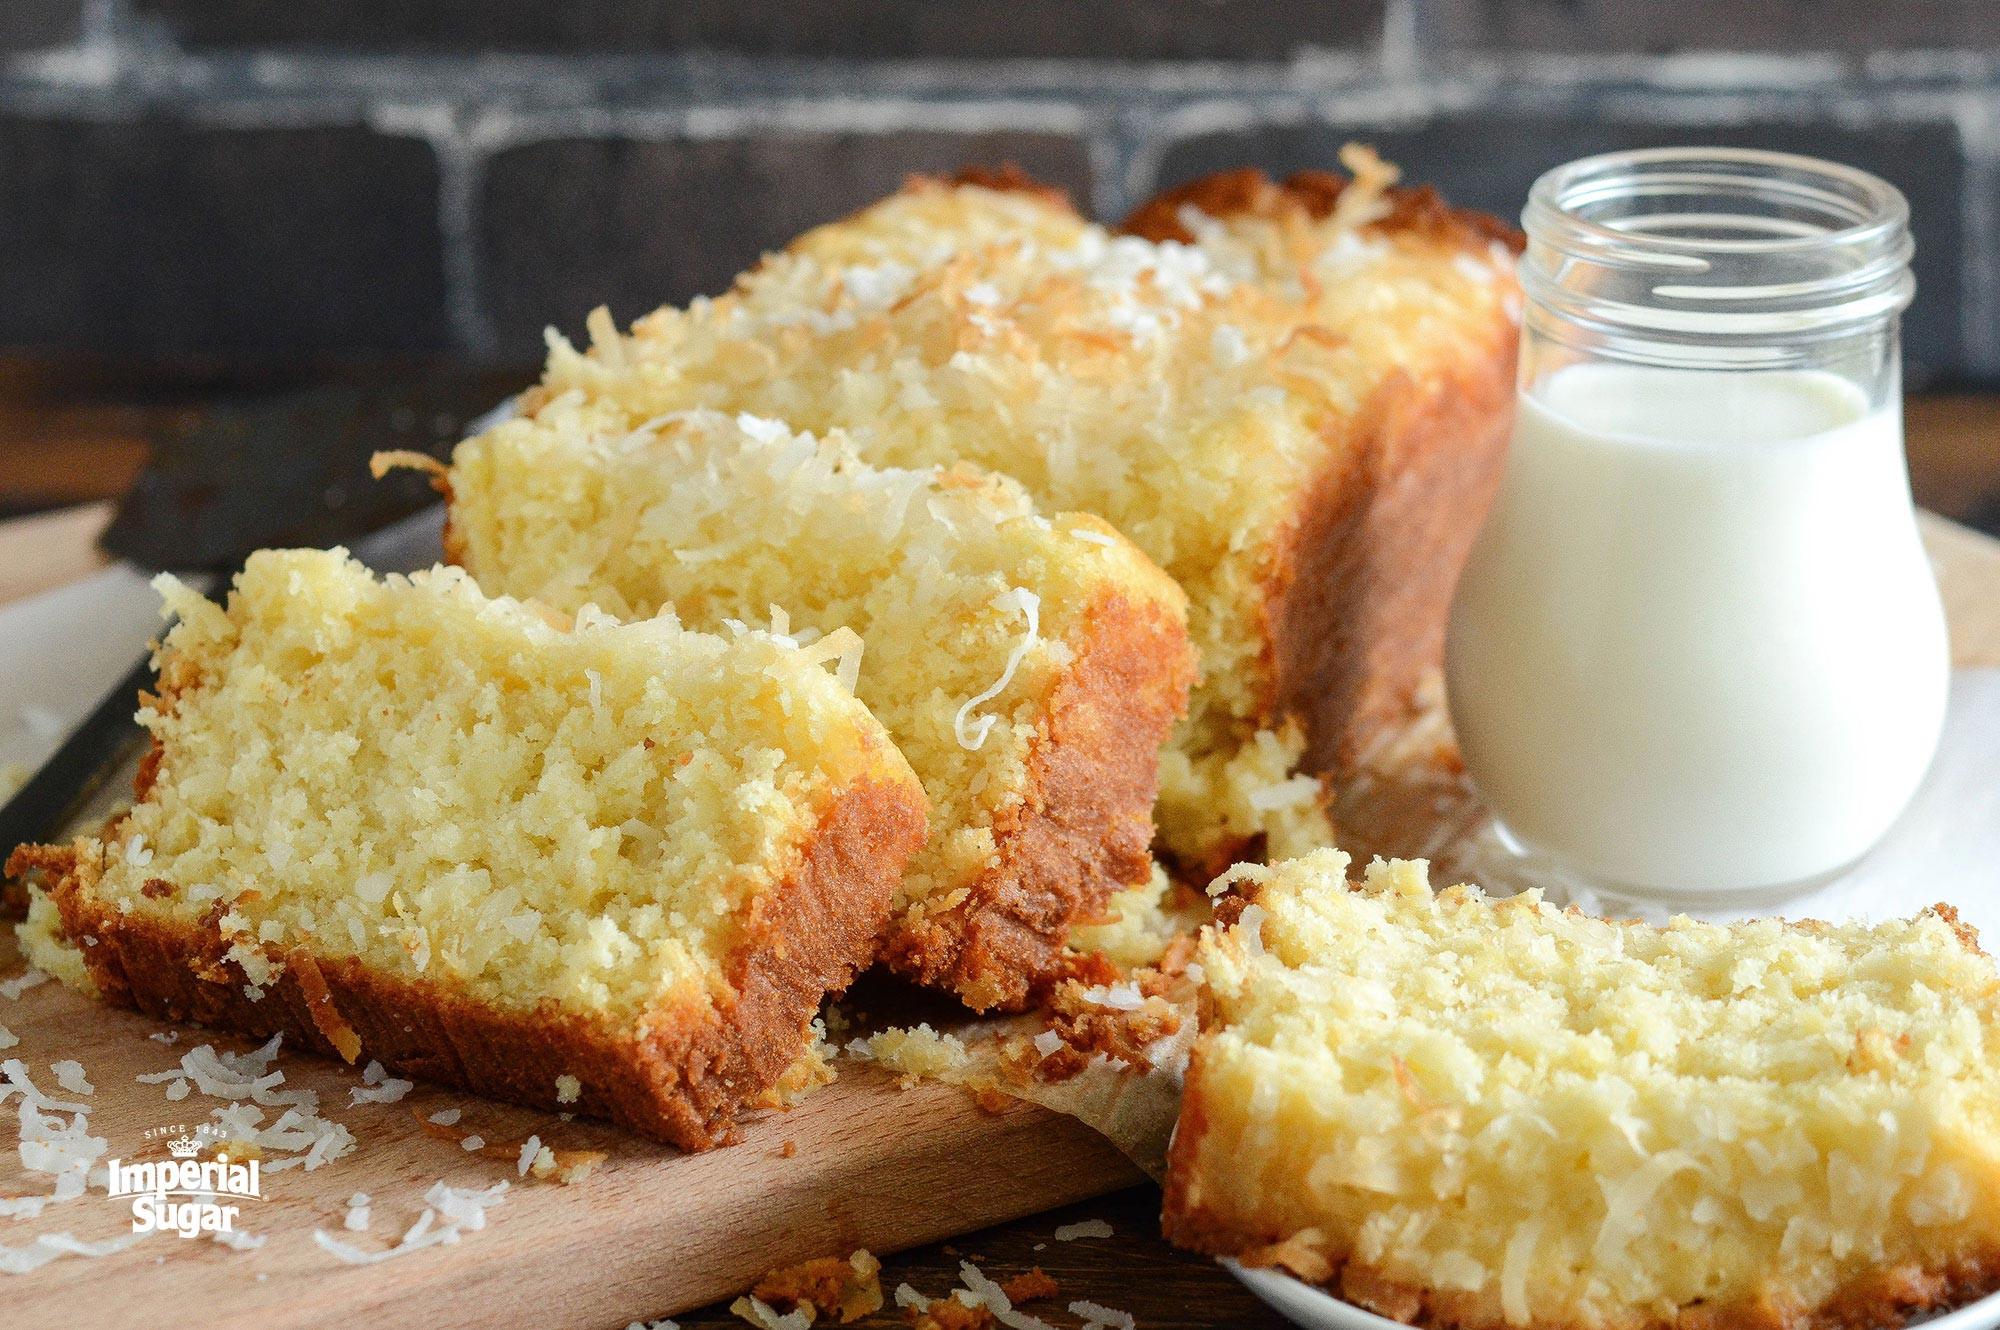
<box><xmin>1167</xmin><ymin>848</ymin><xmax>2000</xmax><ymax>1329</ymax></box>
<box><xmin>7</xmin><ymin>548</ymin><xmax>927</xmax><ymax>1149</ymax></box>
<box><xmin>434</xmin><ymin>405</ymin><xmax>1193</xmax><ymax>1010</ymax></box>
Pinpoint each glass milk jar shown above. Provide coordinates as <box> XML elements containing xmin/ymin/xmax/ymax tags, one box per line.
<box><xmin>1445</xmin><ymin>148</ymin><xmax>1949</xmax><ymax>903</ymax></box>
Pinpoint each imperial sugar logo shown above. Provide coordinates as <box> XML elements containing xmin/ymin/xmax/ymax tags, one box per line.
<box><xmin>103</xmin><ymin>1123</ymin><xmax>262</xmax><ymax>1237</ymax></box>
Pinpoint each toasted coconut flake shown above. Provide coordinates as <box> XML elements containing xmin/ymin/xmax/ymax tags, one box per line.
<box><xmin>368</xmin><ymin>449</ymin><xmax>447</xmax><ymax>480</ymax></box>
<box><xmin>289</xmin><ymin>948</ymin><xmax>362</xmax><ymax>1064</ymax></box>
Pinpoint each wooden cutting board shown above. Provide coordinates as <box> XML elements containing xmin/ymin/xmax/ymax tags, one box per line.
<box><xmin>0</xmin><ymin>940</ymin><xmax>1139</xmax><ymax>1329</ymax></box>
<box><xmin>3</xmin><ymin>509</ymin><xmax>1997</xmax><ymax>1330</ymax></box>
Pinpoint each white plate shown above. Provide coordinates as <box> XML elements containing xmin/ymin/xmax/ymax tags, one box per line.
<box><xmin>1228</xmin><ymin>1260</ymin><xmax>2000</xmax><ymax>1330</ymax></box>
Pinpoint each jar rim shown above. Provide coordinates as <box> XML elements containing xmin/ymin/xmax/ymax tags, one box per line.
<box><xmin>1525</xmin><ymin>146</ymin><xmax>1910</xmax><ymax>264</ymax></box>
<box><xmin>1520</xmin><ymin>146</ymin><xmax>1914</xmax><ymax>346</ymax></box>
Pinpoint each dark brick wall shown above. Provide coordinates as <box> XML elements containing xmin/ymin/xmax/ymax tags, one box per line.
<box><xmin>1</xmin><ymin>1</ymin><xmax>1996</xmax><ymax>383</ymax></box>
<box><xmin>0</xmin><ymin>1</ymin><xmax>82</xmax><ymax>53</ymax></box>
<box><xmin>480</xmin><ymin>131</ymin><xmax>1093</xmax><ymax>349</ymax></box>
<box><xmin>0</xmin><ymin>116</ymin><xmax>448</xmax><ymax>355</ymax></box>
<box><xmin>1419</xmin><ymin>1</ymin><xmax>1999</xmax><ymax>53</ymax></box>
<box><xmin>132</xmin><ymin>1</ymin><xmax>1390</xmax><ymax>59</ymax></box>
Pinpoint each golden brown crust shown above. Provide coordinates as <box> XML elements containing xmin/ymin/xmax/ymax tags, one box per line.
<box><xmin>20</xmin><ymin>769</ymin><xmax>924</xmax><ymax>1151</ymax></box>
<box><xmin>1120</xmin><ymin>166</ymin><xmax>1524</xmax><ymax>254</ymax></box>
<box><xmin>1265</xmin><ymin>323</ymin><xmax>1518</xmax><ymax>783</ymax></box>
<box><xmin>878</xmin><ymin>582</ymin><xmax>1194</xmax><ymax>1011</ymax></box>
<box><xmin>929</xmin><ymin>162</ymin><xmax>1078</xmax><ymax>213</ymax></box>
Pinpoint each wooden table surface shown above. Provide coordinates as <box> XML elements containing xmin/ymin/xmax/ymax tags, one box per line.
<box><xmin>3</xmin><ymin>360</ymin><xmax>1997</xmax><ymax>1330</ymax></box>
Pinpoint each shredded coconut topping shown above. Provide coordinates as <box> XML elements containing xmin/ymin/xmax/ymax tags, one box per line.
<box><xmin>787</xmin><ymin>624</ymin><xmax>865</xmax><ymax>696</ymax></box>
<box><xmin>1076</xmin><ymin>982</ymin><xmax>1144</xmax><ymax>1011</ymax></box>
<box><xmin>137</xmin><ymin>1034</ymin><xmax>294</xmax><ymax>1105</ymax></box>
<box><xmin>1235</xmin><ymin>904</ymin><xmax>1269</xmax><ymax>959</ymax></box>
<box><xmin>313</xmin><ymin>1181</ymin><xmax>507</xmax><ymax>1266</ymax></box>
<box><xmin>0</xmin><ymin>1059</ymin><xmax>106</xmax><ymax>1222</ymax></box>
<box><xmin>953</xmin><ymin>588</ymin><xmax>1040</xmax><ymax>750</ymax></box>
<box><xmin>49</xmin><ymin>1061</ymin><xmax>93</xmax><ymax>1095</ymax></box>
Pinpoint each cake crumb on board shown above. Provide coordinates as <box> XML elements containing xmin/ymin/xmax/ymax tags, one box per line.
<box><xmin>733</xmin><ymin>1248</ymin><xmax>883</xmax><ymax>1325</ymax></box>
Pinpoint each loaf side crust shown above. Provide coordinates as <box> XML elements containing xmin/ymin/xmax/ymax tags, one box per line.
<box><xmin>11</xmin><ymin>765</ymin><xmax>925</xmax><ymax>1151</ymax></box>
<box><xmin>1265</xmin><ymin>324</ymin><xmax>1517</xmax><ymax>785</ymax></box>
<box><xmin>879</xmin><ymin>580</ymin><xmax>1194</xmax><ymax>1010</ymax></box>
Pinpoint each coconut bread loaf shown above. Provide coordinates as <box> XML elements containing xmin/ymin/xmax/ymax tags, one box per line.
<box><xmin>509</xmin><ymin>156</ymin><xmax>1520</xmax><ymax>878</ymax></box>
<box><xmin>1167</xmin><ymin>848</ymin><xmax>2000</xmax><ymax>1329</ymax></box>
<box><xmin>435</xmin><ymin>405</ymin><xmax>1194</xmax><ymax>1009</ymax></box>
<box><xmin>7</xmin><ymin>548</ymin><xmax>927</xmax><ymax>1149</ymax></box>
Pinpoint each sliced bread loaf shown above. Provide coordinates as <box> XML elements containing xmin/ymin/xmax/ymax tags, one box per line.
<box><xmin>8</xmin><ymin>548</ymin><xmax>927</xmax><ymax>1148</ymax></box>
<box><xmin>1169</xmin><ymin>849</ymin><xmax>2000</xmax><ymax>1329</ymax></box>
<box><xmin>514</xmin><ymin>160</ymin><xmax>1518</xmax><ymax>877</ymax></box>
<box><xmin>436</xmin><ymin>405</ymin><xmax>1192</xmax><ymax>1009</ymax></box>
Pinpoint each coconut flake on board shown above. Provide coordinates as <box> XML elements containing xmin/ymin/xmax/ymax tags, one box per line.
<box><xmin>312</xmin><ymin>1181</ymin><xmax>508</xmax><ymax>1266</ymax></box>
<box><xmin>0</xmin><ymin>1231</ymin><xmax>143</xmax><ymax>1274</ymax></box>
<box><xmin>0</xmin><ymin>1059</ymin><xmax>107</xmax><ymax>1223</ymax></box>
<box><xmin>1071</xmin><ymin>1299</ymin><xmax>1137</xmax><ymax>1330</ymax></box>
<box><xmin>1054</xmin><ymin>1219</ymin><xmax>1114</xmax><ymax>1241</ymax></box>
<box><xmin>349</xmin><ymin>1060</ymin><xmax>414</xmax><ymax>1105</ymax></box>
<box><xmin>0</xmin><ymin>969</ymin><xmax>48</xmax><ymax>1001</ymax></box>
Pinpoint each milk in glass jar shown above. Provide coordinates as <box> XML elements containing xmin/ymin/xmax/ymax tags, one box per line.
<box><xmin>1445</xmin><ymin>148</ymin><xmax>1948</xmax><ymax>904</ymax></box>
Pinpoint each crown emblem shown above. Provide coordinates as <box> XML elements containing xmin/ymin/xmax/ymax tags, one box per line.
<box><xmin>166</xmin><ymin>1134</ymin><xmax>202</xmax><ymax>1158</ymax></box>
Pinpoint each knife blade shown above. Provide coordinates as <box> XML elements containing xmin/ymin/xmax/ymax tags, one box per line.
<box><xmin>99</xmin><ymin>370</ymin><xmax>518</xmax><ymax>574</ymax></box>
